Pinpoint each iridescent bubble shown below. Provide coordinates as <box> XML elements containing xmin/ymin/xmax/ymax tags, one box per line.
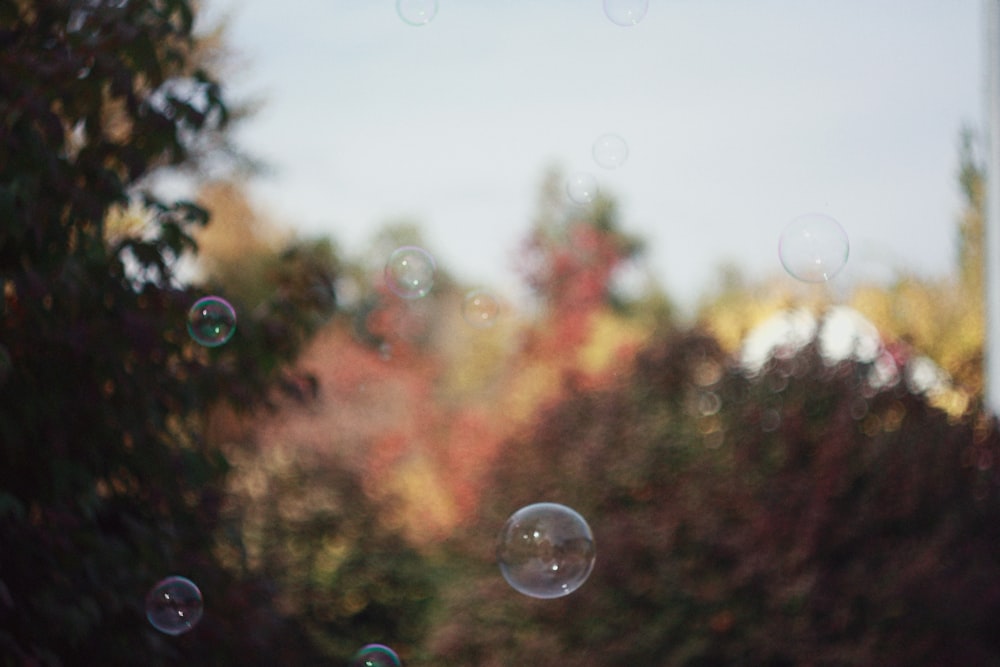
<box><xmin>349</xmin><ymin>643</ymin><xmax>402</xmax><ymax>667</ymax></box>
<box><xmin>778</xmin><ymin>213</ymin><xmax>849</xmax><ymax>283</ymax></box>
<box><xmin>497</xmin><ymin>502</ymin><xmax>596</xmax><ymax>599</ymax></box>
<box><xmin>603</xmin><ymin>0</ymin><xmax>649</xmax><ymax>26</ymax></box>
<box><xmin>385</xmin><ymin>246</ymin><xmax>436</xmax><ymax>299</ymax></box>
<box><xmin>397</xmin><ymin>0</ymin><xmax>438</xmax><ymax>26</ymax></box>
<box><xmin>187</xmin><ymin>296</ymin><xmax>237</xmax><ymax>347</ymax></box>
<box><xmin>145</xmin><ymin>576</ymin><xmax>203</xmax><ymax>636</ymax></box>
<box><xmin>566</xmin><ymin>172</ymin><xmax>599</xmax><ymax>205</ymax></box>
<box><xmin>461</xmin><ymin>289</ymin><xmax>500</xmax><ymax>329</ymax></box>
<box><xmin>592</xmin><ymin>133</ymin><xmax>629</xmax><ymax>169</ymax></box>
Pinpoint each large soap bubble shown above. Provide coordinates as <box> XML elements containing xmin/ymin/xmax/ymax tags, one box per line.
<box><xmin>592</xmin><ymin>133</ymin><xmax>629</xmax><ymax>169</ymax></box>
<box><xmin>187</xmin><ymin>296</ymin><xmax>237</xmax><ymax>347</ymax></box>
<box><xmin>397</xmin><ymin>0</ymin><xmax>438</xmax><ymax>26</ymax></box>
<box><xmin>778</xmin><ymin>213</ymin><xmax>849</xmax><ymax>283</ymax></box>
<box><xmin>349</xmin><ymin>643</ymin><xmax>402</xmax><ymax>667</ymax></box>
<box><xmin>385</xmin><ymin>246</ymin><xmax>436</xmax><ymax>299</ymax></box>
<box><xmin>497</xmin><ymin>502</ymin><xmax>596</xmax><ymax>599</ymax></box>
<box><xmin>603</xmin><ymin>0</ymin><xmax>649</xmax><ymax>26</ymax></box>
<box><xmin>145</xmin><ymin>575</ymin><xmax>204</xmax><ymax>636</ymax></box>
<box><xmin>566</xmin><ymin>172</ymin><xmax>599</xmax><ymax>205</ymax></box>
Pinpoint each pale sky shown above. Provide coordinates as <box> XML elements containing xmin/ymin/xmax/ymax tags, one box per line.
<box><xmin>200</xmin><ymin>0</ymin><xmax>982</xmax><ymax>309</ymax></box>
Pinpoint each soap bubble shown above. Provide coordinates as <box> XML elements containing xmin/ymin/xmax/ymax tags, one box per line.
<box><xmin>385</xmin><ymin>246</ymin><xmax>436</xmax><ymax>299</ymax></box>
<box><xmin>187</xmin><ymin>296</ymin><xmax>236</xmax><ymax>347</ymax></box>
<box><xmin>566</xmin><ymin>172</ymin><xmax>599</xmax><ymax>205</ymax></box>
<box><xmin>461</xmin><ymin>289</ymin><xmax>500</xmax><ymax>328</ymax></box>
<box><xmin>603</xmin><ymin>0</ymin><xmax>649</xmax><ymax>26</ymax></box>
<box><xmin>497</xmin><ymin>502</ymin><xmax>596</xmax><ymax>599</ymax></box>
<box><xmin>350</xmin><ymin>643</ymin><xmax>402</xmax><ymax>667</ymax></box>
<box><xmin>778</xmin><ymin>213</ymin><xmax>849</xmax><ymax>283</ymax></box>
<box><xmin>592</xmin><ymin>133</ymin><xmax>629</xmax><ymax>169</ymax></box>
<box><xmin>397</xmin><ymin>0</ymin><xmax>437</xmax><ymax>26</ymax></box>
<box><xmin>145</xmin><ymin>576</ymin><xmax>203</xmax><ymax>636</ymax></box>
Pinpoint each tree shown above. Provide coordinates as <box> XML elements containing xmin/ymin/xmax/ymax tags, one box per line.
<box><xmin>695</xmin><ymin>129</ymin><xmax>988</xmax><ymax>410</ymax></box>
<box><xmin>0</xmin><ymin>2</ymin><xmax>334</xmax><ymax>663</ymax></box>
<box><xmin>426</xmin><ymin>326</ymin><xmax>1000</xmax><ymax>665</ymax></box>
<box><xmin>518</xmin><ymin>168</ymin><xmax>646</xmax><ymax>323</ymax></box>
<box><xmin>499</xmin><ymin>169</ymin><xmax>669</xmax><ymax>428</ymax></box>
<box><xmin>850</xmin><ymin>129</ymin><xmax>986</xmax><ymax>405</ymax></box>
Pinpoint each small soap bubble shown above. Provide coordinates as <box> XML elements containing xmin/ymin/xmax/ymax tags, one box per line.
<box><xmin>145</xmin><ymin>576</ymin><xmax>203</xmax><ymax>636</ymax></box>
<box><xmin>187</xmin><ymin>296</ymin><xmax>236</xmax><ymax>347</ymax></box>
<box><xmin>497</xmin><ymin>502</ymin><xmax>596</xmax><ymax>599</ymax></box>
<box><xmin>592</xmin><ymin>133</ymin><xmax>629</xmax><ymax>169</ymax></box>
<box><xmin>461</xmin><ymin>289</ymin><xmax>500</xmax><ymax>329</ymax></box>
<box><xmin>603</xmin><ymin>0</ymin><xmax>649</xmax><ymax>26</ymax></box>
<box><xmin>778</xmin><ymin>213</ymin><xmax>849</xmax><ymax>283</ymax></box>
<box><xmin>385</xmin><ymin>246</ymin><xmax>436</xmax><ymax>299</ymax></box>
<box><xmin>350</xmin><ymin>643</ymin><xmax>402</xmax><ymax>667</ymax></box>
<box><xmin>566</xmin><ymin>172</ymin><xmax>599</xmax><ymax>205</ymax></box>
<box><xmin>397</xmin><ymin>0</ymin><xmax>438</xmax><ymax>26</ymax></box>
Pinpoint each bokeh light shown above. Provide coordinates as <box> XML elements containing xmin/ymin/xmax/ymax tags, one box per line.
<box><xmin>497</xmin><ymin>502</ymin><xmax>596</xmax><ymax>599</ymax></box>
<box><xmin>145</xmin><ymin>576</ymin><xmax>204</xmax><ymax>636</ymax></box>
<box><xmin>385</xmin><ymin>246</ymin><xmax>436</xmax><ymax>299</ymax></box>
<box><xmin>778</xmin><ymin>213</ymin><xmax>849</xmax><ymax>283</ymax></box>
<box><xmin>187</xmin><ymin>296</ymin><xmax>237</xmax><ymax>347</ymax></box>
<box><xmin>461</xmin><ymin>289</ymin><xmax>500</xmax><ymax>328</ymax></box>
<box><xmin>349</xmin><ymin>643</ymin><xmax>402</xmax><ymax>667</ymax></box>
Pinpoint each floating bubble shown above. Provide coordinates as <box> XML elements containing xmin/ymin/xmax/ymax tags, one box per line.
<box><xmin>145</xmin><ymin>576</ymin><xmax>203</xmax><ymax>636</ymax></box>
<box><xmin>566</xmin><ymin>172</ymin><xmax>599</xmax><ymax>205</ymax></box>
<box><xmin>592</xmin><ymin>133</ymin><xmax>629</xmax><ymax>169</ymax></box>
<box><xmin>187</xmin><ymin>296</ymin><xmax>237</xmax><ymax>347</ymax></box>
<box><xmin>385</xmin><ymin>246</ymin><xmax>436</xmax><ymax>299</ymax></box>
<box><xmin>603</xmin><ymin>0</ymin><xmax>649</xmax><ymax>26</ymax></box>
<box><xmin>497</xmin><ymin>502</ymin><xmax>596</xmax><ymax>599</ymax></box>
<box><xmin>778</xmin><ymin>213</ymin><xmax>849</xmax><ymax>283</ymax></box>
<box><xmin>349</xmin><ymin>644</ymin><xmax>402</xmax><ymax>667</ymax></box>
<box><xmin>397</xmin><ymin>0</ymin><xmax>438</xmax><ymax>26</ymax></box>
<box><xmin>461</xmin><ymin>289</ymin><xmax>500</xmax><ymax>329</ymax></box>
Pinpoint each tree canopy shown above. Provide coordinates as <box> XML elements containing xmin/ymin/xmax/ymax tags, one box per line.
<box><xmin>3</xmin><ymin>2</ymin><xmax>999</xmax><ymax>665</ymax></box>
<box><xmin>1</xmin><ymin>1</ymin><xmax>336</xmax><ymax>663</ymax></box>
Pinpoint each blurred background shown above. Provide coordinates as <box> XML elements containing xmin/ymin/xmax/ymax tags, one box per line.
<box><xmin>2</xmin><ymin>1</ymin><xmax>999</xmax><ymax>665</ymax></box>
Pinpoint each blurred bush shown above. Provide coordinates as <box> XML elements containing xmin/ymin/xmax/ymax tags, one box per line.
<box><xmin>427</xmin><ymin>326</ymin><xmax>1000</xmax><ymax>666</ymax></box>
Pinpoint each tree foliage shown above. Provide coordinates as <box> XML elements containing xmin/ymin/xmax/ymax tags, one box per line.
<box><xmin>0</xmin><ymin>2</ymin><xmax>335</xmax><ymax>663</ymax></box>
<box><xmin>428</xmin><ymin>327</ymin><xmax>1000</xmax><ymax>666</ymax></box>
<box><xmin>849</xmin><ymin>129</ymin><xmax>986</xmax><ymax>405</ymax></box>
<box><xmin>3</xmin><ymin>2</ymin><xmax>997</xmax><ymax>665</ymax></box>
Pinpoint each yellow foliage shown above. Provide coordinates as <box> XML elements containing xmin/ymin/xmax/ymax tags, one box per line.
<box><xmin>850</xmin><ymin>277</ymin><xmax>983</xmax><ymax>397</ymax></box>
<box><xmin>697</xmin><ymin>279</ymin><xmax>829</xmax><ymax>353</ymax></box>
<box><xmin>385</xmin><ymin>455</ymin><xmax>458</xmax><ymax>544</ymax></box>
<box><xmin>503</xmin><ymin>360</ymin><xmax>563</xmax><ymax>424</ymax></box>
<box><xmin>577</xmin><ymin>309</ymin><xmax>650</xmax><ymax>375</ymax></box>
<box><xmin>435</xmin><ymin>292</ymin><xmax>520</xmax><ymax>403</ymax></box>
<box><xmin>195</xmin><ymin>180</ymin><xmax>286</xmax><ymax>266</ymax></box>
<box><xmin>104</xmin><ymin>200</ymin><xmax>152</xmax><ymax>244</ymax></box>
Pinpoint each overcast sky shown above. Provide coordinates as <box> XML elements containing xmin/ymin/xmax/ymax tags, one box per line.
<box><xmin>200</xmin><ymin>0</ymin><xmax>982</xmax><ymax>309</ymax></box>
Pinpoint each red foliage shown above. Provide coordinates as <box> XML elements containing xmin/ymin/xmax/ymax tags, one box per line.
<box><xmin>427</xmin><ymin>330</ymin><xmax>1000</xmax><ymax>666</ymax></box>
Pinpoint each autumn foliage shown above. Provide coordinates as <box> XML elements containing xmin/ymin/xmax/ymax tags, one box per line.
<box><xmin>427</xmin><ymin>330</ymin><xmax>1000</xmax><ymax>665</ymax></box>
<box><xmin>3</xmin><ymin>2</ymin><xmax>1000</xmax><ymax>666</ymax></box>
